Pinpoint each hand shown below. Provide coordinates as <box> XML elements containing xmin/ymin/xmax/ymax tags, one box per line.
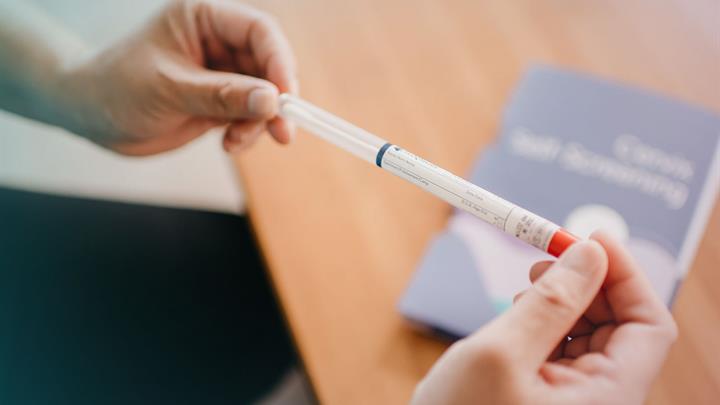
<box><xmin>58</xmin><ymin>0</ymin><xmax>296</xmax><ymax>155</ymax></box>
<box><xmin>412</xmin><ymin>231</ymin><xmax>677</xmax><ymax>405</ymax></box>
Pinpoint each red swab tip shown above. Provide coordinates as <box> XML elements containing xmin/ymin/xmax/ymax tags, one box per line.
<box><xmin>547</xmin><ymin>229</ymin><xmax>579</xmax><ymax>257</ymax></box>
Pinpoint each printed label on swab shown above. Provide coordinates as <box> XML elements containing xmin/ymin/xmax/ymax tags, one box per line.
<box><xmin>376</xmin><ymin>143</ymin><xmax>559</xmax><ymax>252</ymax></box>
<box><xmin>279</xmin><ymin>93</ymin><xmax>578</xmax><ymax>257</ymax></box>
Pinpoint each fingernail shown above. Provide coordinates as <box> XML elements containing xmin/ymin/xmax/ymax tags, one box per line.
<box><xmin>228</xmin><ymin>141</ymin><xmax>247</xmax><ymax>154</ymax></box>
<box><xmin>247</xmin><ymin>87</ymin><xmax>277</xmax><ymax>116</ymax></box>
<box><xmin>229</xmin><ymin>130</ymin><xmax>244</xmax><ymax>143</ymax></box>
<box><xmin>227</xmin><ymin>132</ymin><xmax>248</xmax><ymax>152</ymax></box>
<box><xmin>557</xmin><ymin>241</ymin><xmax>605</xmax><ymax>276</ymax></box>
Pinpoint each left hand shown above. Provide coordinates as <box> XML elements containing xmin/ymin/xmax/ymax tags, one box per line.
<box><xmin>58</xmin><ymin>0</ymin><xmax>297</xmax><ymax>155</ymax></box>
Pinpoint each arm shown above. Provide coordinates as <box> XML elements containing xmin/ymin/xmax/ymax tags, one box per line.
<box><xmin>0</xmin><ymin>1</ymin><xmax>89</xmax><ymax>132</ymax></box>
<box><xmin>0</xmin><ymin>0</ymin><xmax>297</xmax><ymax>155</ymax></box>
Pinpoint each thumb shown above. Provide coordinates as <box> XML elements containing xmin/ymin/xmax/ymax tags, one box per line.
<box><xmin>174</xmin><ymin>69</ymin><xmax>279</xmax><ymax>120</ymax></box>
<box><xmin>488</xmin><ymin>240</ymin><xmax>608</xmax><ymax>367</ymax></box>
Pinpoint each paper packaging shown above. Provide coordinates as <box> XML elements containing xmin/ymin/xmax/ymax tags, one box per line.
<box><xmin>399</xmin><ymin>66</ymin><xmax>720</xmax><ymax>339</ymax></box>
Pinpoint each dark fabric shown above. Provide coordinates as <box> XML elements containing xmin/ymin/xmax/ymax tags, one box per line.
<box><xmin>0</xmin><ymin>187</ymin><xmax>298</xmax><ymax>404</ymax></box>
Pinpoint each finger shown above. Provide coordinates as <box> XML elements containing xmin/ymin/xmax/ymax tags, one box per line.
<box><xmin>514</xmin><ymin>292</ymin><xmax>600</xmax><ymax>340</ymax></box>
<box><xmin>588</xmin><ymin>323</ymin><xmax>616</xmax><ymax>352</ymax></box>
<box><xmin>540</xmin><ymin>362</ymin><xmax>586</xmax><ymax>385</ymax></box>
<box><xmin>568</xmin><ymin>317</ymin><xmax>594</xmax><ymax>337</ymax></box>
<box><xmin>582</xmin><ymin>291</ymin><xmax>614</xmax><ymax>325</ymax></box>
<box><xmin>209</xmin><ymin>60</ymin><xmax>240</xmax><ymax>73</ymax></box>
<box><xmin>530</xmin><ymin>260</ymin><xmax>554</xmax><ymax>282</ymax></box>
<box><xmin>531</xmin><ymin>260</ymin><xmax>612</xmax><ymax>333</ymax></box>
<box><xmin>235</xmin><ymin>50</ymin><xmax>261</xmax><ymax>77</ymax></box>
<box><xmin>591</xmin><ymin>231</ymin><xmax>672</xmax><ymax>326</ymax></box>
<box><xmin>531</xmin><ymin>263</ymin><xmax>596</xmax><ymax>336</ymax></box>
<box><xmin>548</xmin><ymin>338</ymin><xmax>567</xmax><ymax>361</ymax></box>
<box><xmin>570</xmin><ymin>352</ymin><xmax>614</xmax><ymax>375</ymax></box>
<box><xmin>267</xmin><ymin>116</ymin><xmax>295</xmax><ymax>144</ymax></box>
<box><xmin>487</xmin><ymin>240</ymin><xmax>608</xmax><ymax>368</ymax></box>
<box><xmin>590</xmin><ymin>231</ymin><xmax>677</xmax><ymax>385</ymax></box>
<box><xmin>223</xmin><ymin>120</ymin><xmax>266</xmax><ymax>153</ymax></box>
<box><xmin>201</xmin><ymin>0</ymin><xmax>298</xmax><ymax>93</ymax></box>
<box><xmin>555</xmin><ymin>358</ymin><xmax>574</xmax><ymax>367</ymax></box>
<box><xmin>173</xmin><ymin>68</ymin><xmax>279</xmax><ymax>120</ymax></box>
<box><xmin>232</xmin><ymin>129</ymin><xmax>263</xmax><ymax>151</ymax></box>
<box><xmin>564</xmin><ymin>334</ymin><xmax>591</xmax><ymax>359</ymax></box>
<box><xmin>201</xmin><ymin>29</ymin><xmax>234</xmax><ymax>70</ymax></box>
<box><xmin>540</xmin><ymin>318</ymin><xmax>593</xmax><ymax>361</ymax></box>
<box><xmin>533</xmin><ymin>260</ymin><xmax>613</xmax><ymax>326</ymax></box>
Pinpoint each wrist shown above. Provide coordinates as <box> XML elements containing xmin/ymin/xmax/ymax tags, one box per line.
<box><xmin>47</xmin><ymin>51</ymin><xmax>114</xmax><ymax>144</ymax></box>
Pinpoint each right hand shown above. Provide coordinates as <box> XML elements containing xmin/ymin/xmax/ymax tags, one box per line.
<box><xmin>412</xmin><ymin>231</ymin><xmax>678</xmax><ymax>405</ymax></box>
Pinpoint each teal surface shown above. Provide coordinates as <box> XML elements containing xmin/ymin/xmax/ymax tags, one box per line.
<box><xmin>0</xmin><ymin>188</ymin><xmax>301</xmax><ymax>404</ymax></box>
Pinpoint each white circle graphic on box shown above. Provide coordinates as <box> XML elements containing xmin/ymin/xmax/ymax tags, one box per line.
<box><xmin>564</xmin><ymin>204</ymin><xmax>630</xmax><ymax>241</ymax></box>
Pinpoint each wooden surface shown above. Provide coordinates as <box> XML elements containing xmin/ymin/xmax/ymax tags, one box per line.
<box><xmin>233</xmin><ymin>1</ymin><xmax>720</xmax><ymax>403</ymax></box>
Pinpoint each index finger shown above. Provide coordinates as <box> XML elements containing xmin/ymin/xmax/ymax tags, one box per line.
<box><xmin>590</xmin><ymin>231</ymin><xmax>677</xmax><ymax>385</ymax></box>
<box><xmin>591</xmin><ymin>230</ymin><xmax>674</xmax><ymax>328</ymax></box>
<box><xmin>202</xmin><ymin>0</ymin><xmax>297</xmax><ymax>92</ymax></box>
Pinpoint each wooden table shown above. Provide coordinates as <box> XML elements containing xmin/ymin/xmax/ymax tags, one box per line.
<box><xmin>233</xmin><ymin>0</ymin><xmax>720</xmax><ymax>403</ymax></box>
